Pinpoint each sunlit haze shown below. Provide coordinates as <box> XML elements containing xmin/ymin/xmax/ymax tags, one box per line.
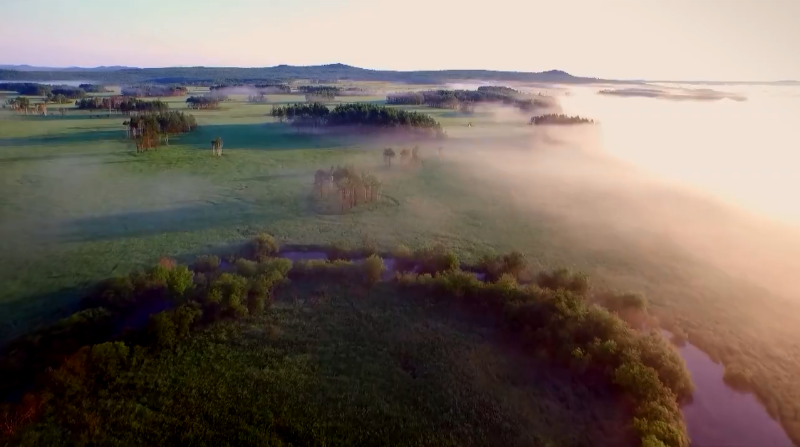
<box><xmin>1</xmin><ymin>0</ymin><xmax>799</xmax><ymax>81</ymax></box>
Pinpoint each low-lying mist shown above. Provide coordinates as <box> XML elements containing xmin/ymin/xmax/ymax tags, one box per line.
<box><xmin>443</xmin><ymin>85</ymin><xmax>800</xmax><ymax>308</ymax></box>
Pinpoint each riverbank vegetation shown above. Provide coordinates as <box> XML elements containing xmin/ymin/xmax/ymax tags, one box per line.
<box><xmin>0</xmin><ymin>236</ymin><xmax>691</xmax><ymax>447</ymax></box>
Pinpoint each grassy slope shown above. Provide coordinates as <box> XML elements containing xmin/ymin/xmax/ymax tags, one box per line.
<box><xmin>2</xmin><ymin>88</ymin><xmax>800</xmax><ymax>442</ymax></box>
<box><xmin>16</xmin><ymin>283</ymin><xmax>633</xmax><ymax>447</ymax></box>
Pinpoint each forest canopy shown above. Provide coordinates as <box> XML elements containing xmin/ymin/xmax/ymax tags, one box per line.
<box><xmin>121</xmin><ymin>85</ymin><xmax>188</xmax><ymax>97</ymax></box>
<box><xmin>270</xmin><ymin>103</ymin><xmax>444</xmax><ymax>136</ymax></box>
<box><xmin>387</xmin><ymin>87</ymin><xmax>553</xmax><ymax>112</ymax></box>
<box><xmin>76</xmin><ymin>96</ymin><xmax>169</xmax><ymax>113</ymax></box>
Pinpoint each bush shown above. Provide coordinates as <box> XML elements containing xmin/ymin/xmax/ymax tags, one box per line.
<box><xmin>259</xmin><ymin>257</ymin><xmax>292</xmax><ymax>277</ymax></box>
<box><xmin>167</xmin><ymin>265</ymin><xmax>194</xmax><ymax>297</ymax></box>
<box><xmin>235</xmin><ymin>258</ymin><xmax>259</xmax><ymax>277</ymax></box>
<box><xmin>193</xmin><ymin>255</ymin><xmax>221</xmax><ymax>273</ymax></box>
<box><xmin>245</xmin><ymin>233</ymin><xmax>280</xmax><ymax>261</ymax></box>
<box><xmin>415</xmin><ymin>245</ymin><xmax>459</xmax><ymax>275</ymax></box>
<box><xmin>328</xmin><ymin>241</ymin><xmax>351</xmax><ymax>261</ymax></box>
<box><xmin>481</xmin><ymin>251</ymin><xmax>527</xmax><ymax>281</ymax></box>
<box><xmin>536</xmin><ymin>268</ymin><xmax>589</xmax><ymax>295</ymax></box>
<box><xmin>723</xmin><ymin>364</ymin><xmax>755</xmax><ymax>391</ymax></box>
<box><xmin>363</xmin><ymin>255</ymin><xmax>385</xmax><ymax>285</ymax></box>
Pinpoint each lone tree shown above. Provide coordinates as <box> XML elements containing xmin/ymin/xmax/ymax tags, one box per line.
<box><xmin>383</xmin><ymin>148</ymin><xmax>396</xmax><ymax>167</ymax></box>
<box><xmin>211</xmin><ymin>137</ymin><xmax>223</xmax><ymax>157</ymax></box>
<box><xmin>399</xmin><ymin>148</ymin><xmax>411</xmax><ymax>165</ymax></box>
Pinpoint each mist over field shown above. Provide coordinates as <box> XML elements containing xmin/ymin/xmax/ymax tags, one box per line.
<box><xmin>446</xmin><ymin>84</ymin><xmax>800</xmax><ymax>303</ymax></box>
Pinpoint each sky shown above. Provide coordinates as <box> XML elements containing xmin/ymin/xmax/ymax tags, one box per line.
<box><xmin>1</xmin><ymin>0</ymin><xmax>798</xmax><ymax>81</ymax></box>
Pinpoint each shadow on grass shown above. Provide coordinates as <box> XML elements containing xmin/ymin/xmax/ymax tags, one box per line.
<box><xmin>181</xmin><ymin>122</ymin><xmax>352</xmax><ymax>151</ymax></box>
<box><xmin>0</xmin><ymin>151</ymin><xmax>123</xmax><ymax>164</ymax></box>
<box><xmin>0</xmin><ymin>287</ymin><xmax>85</xmax><ymax>348</ymax></box>
<box><xmin>0</xmin><ymin>129</ymin><xmax>125</xmax><ymax>147</ymax></box>
<box><xmin>61</xmin><ymin>202</ymin><xmax>268</xmax><ymax>243</ymax></box>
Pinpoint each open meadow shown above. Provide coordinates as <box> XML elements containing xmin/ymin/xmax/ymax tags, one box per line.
<box><xmin>2</xmin><ymin>83</ymin><xmax>800</xmax><ymax>445</ymax></box>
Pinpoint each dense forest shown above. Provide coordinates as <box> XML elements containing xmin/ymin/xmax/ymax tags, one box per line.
<box><xmin>124</xmin><ymin>110</ymin><xmax>197</xmax><ymax>151</ymax></box>
<box><xmin>78</xmin><ymin>83</ymin><xmax>110</xmax><ymax>93</ymax></box>
<box><xmin>270</xmin><ymin>103</ymin><xmax>443</xmax><ymax>135</ymax></box>
<box><xmin>76</xmin><ymin>97</ymin><xmax>169</xmax><ymax>113</ymax></box>
<box><xmin>0</xmin><ymin>82</ymin><xmax>86</xmax><ymax>99</ymax></box>
<box><xmin>386</xmin><ymin>88</ymin><xmax>552</xmax><ymax>113</ymax></box>
<box><xmin>529</xmin><ymin>114</ymin><xmax>595</xmax><ymax>125</ymax></box>
<box><xmin>121</xmin><ymin>85</ymin><xmax>188</xmax><ymax>97</ymax></box>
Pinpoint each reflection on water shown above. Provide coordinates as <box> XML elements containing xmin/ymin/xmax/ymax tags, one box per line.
<box><xmin>663</xmin><ymin>331</ymin><xmax>793</xmax><ymax>447</ymax></box>
<box><xmin>561</xmin><ymin>85</ymin><xmax>800</xmax><ymax>223</ymax></box>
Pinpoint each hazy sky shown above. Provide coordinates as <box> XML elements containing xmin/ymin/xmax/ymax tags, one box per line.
<box><xmin>1</xmin><ymin>0</ymin><xmax>798</xmax><ymax>81</ymax></box>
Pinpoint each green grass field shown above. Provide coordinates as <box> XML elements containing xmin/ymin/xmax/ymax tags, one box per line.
<box><xmin>2</xmin><ymin>86</ymin><xmax>800</xmax><ymax>443</ymax></box>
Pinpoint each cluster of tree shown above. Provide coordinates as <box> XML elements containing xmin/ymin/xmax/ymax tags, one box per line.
<box><xmin>76</xmin><ymin>96</ymin><xmax>169</xmax><ymax>113</ymax></box>
<box><xmin>385</xmin><ymin>92</ymin><xmax>425</xmax><ymax>105</ymax></box>
<box><xmin>186</xmin><ymin>95</ymin><xmax>222</xmax><ymax>110</ymax></box>
<box><xmin>5</xmin><ymin>97</ymin><xmax>31</xmax><ymax>114</ymax></box>
<box><xmin>124</xmin><ymin>111</ymin><xmax>197</xmax><ymax>151</ymax></box>
<box><xmin>247</xmin><ymin>93</ymin><xmax>268</xmax><ymax>103</ymax></box>
<box><xmin>387</xmin><ymin>88</ymin><xmax>551</xmax><ymax>113</ymax></box>
<box><xmin>0</xmin><ymin>82</ymin><xmax>87</xmax><ymax>99</ymax></box>
<box><xmin>298</xmin><ymin>86</ymin><xmax>339</xmax><ymax>102</ymax></box>
<box><xmin>121</xmin><ymin>85</ymin><xmax>189</xmax><ymax>97</ymax></box>
<box><xmin>382</xmin><ymin>146</ymin><xmax>421</xmax><ymax>167</ymax></box>
<box><xmin>390</xmin><ymin>259</ymin><xmax>692</xmax><ymax>447</ymax></box>
<box><xmin>0</xmin><ymin>234</ymin><xmax>293</xmax><ymax>441</ymax></box>
<box><xmin>528</xmin><ymin>114</ymin><xmax>595</xmax><ymax>125</ymax></box>
<box><xmin>271</xmin><ymin>103</ymin><xmax>443</xmax><ymax>136</ymax></box>
<box><xmin>45</xmin><ymin>93</ymin><xmax>71</xmax><ymax>104</ymax></box>
<box><xmin>313</xmin><ymin>165</ymin><xmax>382</xmax><ymax>212</ymax></box>
<box><xmin>78</xmin><ymin>83</ymin><xmax>110</xmax><ymax>93</ymax></box>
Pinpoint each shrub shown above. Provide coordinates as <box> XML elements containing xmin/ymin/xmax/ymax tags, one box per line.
<box><xmin>363</xmin><ymin>255</ymin><xmax>385</xmax><ymax>285</ymax></box>
<box><xmin>193</xmin><ymin>255</ymin><xmax>221</xmax><ymax>273</ymax></box>
<box><xmin>481</xmin><ymin>250</ymin><xmax>528</xmax><ymax>281</ymax></box>
<box><xmin>601</xmin><ymin>292</ymin><xmax>647</xmax><ymax>312</ymax></box>
<box><xmin>235</xmin><ymin>258</ymin><xmax>259</xmax><ymax>277</ymax></box>
<box><xmin>259</xmin><ymin>257</ymin><xmax>292</xmax><ymax>277</ymax></box>
<box><xmin>415</xmin><ymin>245</ymin><xmax>459</xmax><ymax>275</ymax></box>
<box><xmin>536</xmin><ymin>268</ymin><xmax>589</xmax><ymax>295</ymax></box>
<box><xmin>723</xmin><ymin>364</ymin><xmax>755</xmax><ymax>391</ymax></box>
<box><xmin>167</xmin><ymin>265</ymin><xmax>194</xmax><ymax>297</ymax></box>
<box><xmin>328</xmin><ymin>241</ymin><xmax>351</xmax><ymax>261</ymax></box>
<box><xmin>245</xmin><ymin>233</ymin><xmax>280</xmax><ymax>261</ymax></box>
<box><xmin>211</xmin><ymin>273</ymin><xmax>249</xmax><ymax>318</ymax></box>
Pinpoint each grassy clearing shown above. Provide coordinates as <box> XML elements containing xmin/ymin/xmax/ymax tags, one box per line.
<box><xmin>2</xmin><ymin>85</ymin><xmax>800</xmax><ymax>443</ymax></box>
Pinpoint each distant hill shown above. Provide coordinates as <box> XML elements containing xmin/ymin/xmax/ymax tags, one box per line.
<box><xmin>0</xmin><ymin>63</ymin><xmax>614</xmax><ymax>85</ymax></box>
<box><xmin>0</xmin><ymin>64</ymin><xmax>137</xmax><ymax>72</ymax></box>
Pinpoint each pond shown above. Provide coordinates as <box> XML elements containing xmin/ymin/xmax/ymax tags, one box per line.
<box><xmin>664</xmin><ymin>331</ymin><xmax>794</xmax><ymax>447</ymax></box>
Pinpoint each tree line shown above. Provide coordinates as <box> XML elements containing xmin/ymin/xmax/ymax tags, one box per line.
<box><xmin>78</xmin><ymin>83</ymin><xmax>110</xmax><ymax>93</ymax></box>
<box><xmin>0</xmin><ymin>82</ymin><xmax>87</xmax><ymax>100</ymax></box>
<box><xmin>386</xmin><ymin>88</ymin><xmax>552</xmax><ymax>113</ymax></box>
<box><xmin>121</xmin><ymin>85</ymin><xmax>189</xmax><ymax>97</ymax></box>
<box><xmin>382</xmin><ymin>146</ymin><xmax>421</xmax><ymax>167</ymax></box>
<box><xmin>186</xmin><ymin>95</ymin><xmax>222</xmax><ymax>110</ymax></box>
<box><xmin>210</xmin><ymin>83</ymin><xmax>291</xmax><ymax>93</ymax></box>
<box><xmin>124</xmin><ymin>110</ymin><xmax>197</xmax><ymax>151</ymax></box>
<box><xmin>529</xmin><ymin>114</ymin><xmax>595</xmax><ymax>125</ymax></box>
<box><xmin>271</xmin><ymin>103</ymin><xmax>444</xmax><ymax>136</ymax></box>
<box><xmin>76</xmin><ymin>96</ymin><xmax>169</xmax><ymax>113</ymax></box>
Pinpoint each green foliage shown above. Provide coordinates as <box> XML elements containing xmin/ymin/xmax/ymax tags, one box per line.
<box><xmin>234</xmin><ymin>258</ymin><xmax>259</xmax><ymax>277</ymax></box>
<box><xmin>244</xmin><ymin>233</ymin><xmax>280</xmax><ymax>262</ymax></box>
<box><xmin>150</xmin><ymin>312</ymin><xmax>178</xmax><ymax>348</ymax></box>
<box><xmin>529</xmin><ymin>114</ymin><xmax>595</xmax><ymax>125</ymax></box>
<box><xmin>601</xmin><ymin>292</ymin><xmax>647</xmax><ymax>312</ymax></box>
<box><xmin>414</xmin><ymin>245</ymin><xmax>459</xmax><ymax>275</ymax></box>
<box><xmin>536</xmin><ymin>268</ymin><xmax>589</xmax><ymax>295</ymax></box>
<box><xmin>166</xmin><ymin>265</ymin><xmax>194</xmax><ymax>297</ymax></box>
<box><xmin>173</xmin><ymin>304</ymin><xmax>203</xmax><ymax>338</ymax></box>
<box><xmin>90</xmin><ymin>342</ymin><xmax>130</xmax><ymax>383</ymax></box>
<box><xmin>193</xmin><ymin>255</ymin><xmax>221</xmax><ymax>273</ymax></box>
<box><xmin>481</xmin><ymin>250</ymin><xmax>527</xmax><ymax>281</ymax></box>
